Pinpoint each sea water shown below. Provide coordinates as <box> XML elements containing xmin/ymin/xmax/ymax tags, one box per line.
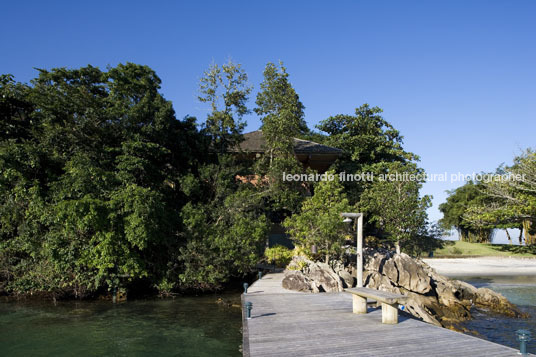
<box><xmin>457</xmin><ymin>275</ymin><xmax>536</xmax><ymax>353</ymax></box>
<box><xmin>0</xmin><ymin>295</ymin><xmax>242</xmax><ymax>356</ymax></box>
<box><xmin>1</xmin><ymin>279</ymin><xmax>535</xmax><ymax>356</ymax></box>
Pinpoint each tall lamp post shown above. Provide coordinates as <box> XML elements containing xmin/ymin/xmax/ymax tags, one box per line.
<box><xmin>341</xmin><ymin>212</ymin><xmax>364</xmax><ymax>287</ymax></box>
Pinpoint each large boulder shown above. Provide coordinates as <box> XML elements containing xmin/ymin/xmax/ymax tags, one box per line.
<box><xmin>284</xmin><ymin>257</ymin><xmax>345</xmax><ymax>292</ymax></box>
<box><xmin>307</xmin><ymin>262</ymin><xmax>344</xmax><ymax>292</ymax></box>
<box><xmin>366</xmin><ymin>252</ymin><xmax>431</xmax><ymax>294</ymax></box>
<box><xmin>473</xmin><ymin>287</ymin><xmax>521</xmax><ymax>317</ymax></box>
<box><xmin>393</xmin><ymin>254</ymin><xmax>431</xmax><ymax>294</ymax></box>
<box><xmin>283</xmin><ymin>249</ymin><xmax>523</xmax><ymax>329</ymax></box>
<box><xmin>282</xmin><ymin>270</ymin><xmax>313</xmax><ymax>292</ymax></box>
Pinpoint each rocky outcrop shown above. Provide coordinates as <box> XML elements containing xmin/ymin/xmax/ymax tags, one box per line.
<box><xmin>284</xmin><ymin>256</ymin><xmax>343</xmax><ymax>292</ymax></box>
<box><xmin>282</xmin><ymin>270</ymin><xmax>314</xmax><ymax>292</ymax></box>
<box><xmin>283</xmin><ymin>249</ymin><xmax>524</xmax><ymax>328</ymax></box>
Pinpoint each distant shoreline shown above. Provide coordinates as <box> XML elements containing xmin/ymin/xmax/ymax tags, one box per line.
<box><xmin>423</xmin><ymin>257</ymin><xmax>536</xmax><ymax>277</ymax></box>
<box><xmin>428</xmin><ymin>255</ymin><xmax>536</xmax><ymax>259</ymax></box>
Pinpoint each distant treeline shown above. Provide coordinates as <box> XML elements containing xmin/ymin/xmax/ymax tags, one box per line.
<box><xmin>440</xmin><ymin>150</ymin><xmax>536</xmax><ymax>245</ymax></box>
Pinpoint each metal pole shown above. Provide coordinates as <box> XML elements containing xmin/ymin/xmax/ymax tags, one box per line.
<box><xmin>341</xmin><ymin>212</ymin><xmax>364</xmax><ymax>288</ymax></box>
<box><xmin>516</xmin><ymin>329</ymin><xmax>531</xmax><ymax>356</ymax></box>
<box><xmin>357</xmin><ymin>214</ymin><xmax>363</xmax><ymax>287</ymax></box>
<box><xmin>246</xmin><ymin>302</ymin><xmax>253</xmax><ymax>319</ymax></box>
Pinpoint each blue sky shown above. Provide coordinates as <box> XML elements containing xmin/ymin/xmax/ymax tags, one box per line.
<box><xmin>2</xmin><ymin>1</ymin><xmax>535</xmax><ymax>233</ymax></box>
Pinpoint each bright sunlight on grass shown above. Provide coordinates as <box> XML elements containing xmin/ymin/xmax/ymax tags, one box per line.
<box><xmin>433</xmin><ymin>240</ymin><xmax>536</xmax><ymax>257</ymax></box>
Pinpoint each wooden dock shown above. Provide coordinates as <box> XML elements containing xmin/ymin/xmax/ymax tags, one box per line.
<box><xmin>242</xmin><ymin>273</ymin><xmax>527</xmax><ymax>356</ymax></box>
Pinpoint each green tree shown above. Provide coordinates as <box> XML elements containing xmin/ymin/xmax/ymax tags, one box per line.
<box><xmin>254</xmin><ymin>62</ymin><xmax>308</xmax><ymax>212</ymax></box>
<box><xmin>439</xmin><ymin>181</ymin><xmax>495</xmax><ymax>243</ymax></box>
<box><xmin>317</xmin><ymin>104</ymin><xmax>418</xmax><ymax>204</ymax></box>
<box><xmin>284</xmin><ymin>170</ymin><xmax>351</xmax><ymax>264</ymax></box>
<box><xmin>255</xmin><ymin>61</ymin><xmax>307</xmax><ymax>160</ymax></box>
<box><xmin>0</xmin><ymin>75</ymin><xmax>34</xmax><ymax>141</ymax></box>
<box><xmin>316</xmin><ymin>104</ymin><xmax>431</xmax><ymax>253</ymax></box>
<box><xmin>0</xmin><ymin>64</ymin><xmax>200</xmax><ymax>297</ymax></box>
<box><xmin>359</xmin><ymin>162</ymin><xmax>432</xmax><ymax>254</ymax></box>
<box><xmin>178</xmin><ymin>159</ymin><xmax>269</xmax><ymax>290</ymax></box>
<box><xmin>198</xmin><ymin>60</ymin><xmax>251</xmax><ymax>153</ymax></box>
<box><xmin>461</xmin><ymin>151</ymin><xmax>536</xmax><ymax>245</ymax></box>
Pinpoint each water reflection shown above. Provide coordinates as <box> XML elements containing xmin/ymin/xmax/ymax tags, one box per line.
<box><xmin>0</xmin><ymin>295</ymin><xmax>242</xmax><ymax>357</ymax></box>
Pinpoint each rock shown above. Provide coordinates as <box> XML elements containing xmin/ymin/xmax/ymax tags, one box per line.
<box><xmin>338</xmin><ymin>269</ymin><xmax>355</xmax><ymax>288</ymax></box>
<box><xmin>307</xmin><ymin>262</ymin><xmax>344</xmax><ymax>292</ymax></box>
<box><xmin>284</xmin><ymin>257</ymin><xmax>345</xmax><ymax>292</ymax></box>
<box><xmin>474</xmin><ymin>287</ymin><xmax>506</xmax><ymax>306</ymax></box>
<box><xmin>393</xmin><ymin>254</ymin><xmax>431</xmax><ymax>294</ymax></box>
<box><xmin>402</xmin><ymin>292</ymin><xmax>444</xmax><ymax>326</ymax></box>
<box><xmin>474</xmin><ymin>287</ymin><xmax>523</xmax><ymax>317</ymax></box>
<box><xmin>286</xmin><ymin>255</ymin><xmax>309</xmax><ymax>271</ymax></box>
<box><xmin>363</xmin><ymin>271</ymin><xmax>397</xmax><ymax>293</ymax></box>
<box><xmin>331</xmin><ymin>260</ymin><xmax>355</xmax><ymax>288</ymax></box>
<box><xmin>283</xmin><ymin>249</ymin><xmax>524</xmax><ymax>328</ymax></box>
<box><xmin>364</xmin><ymin>250</ymin><xmax>390</xmax><ymax>272</ymax></box>
<box><xmin>282</xmin><ymin>270</ymin><xmax>312</xmax><ymax>292</ymax></box>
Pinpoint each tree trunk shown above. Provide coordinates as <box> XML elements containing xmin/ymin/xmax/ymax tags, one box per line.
<box><xmin>459</xmin><ymin>228</ymin><xmax>468</xmax><ymax>242</ymax></box>
<box><xmin>395</xmin><ymin>241</ymin><xmax>401</xmax><ymax>255</ymax></box>
<box><xmin>519</xmin><ymin>225</ymin><xmax>524</xmax><ymax>245</ymax></box>
<box><xmin>505</xmin><ymin>229</ymin><xmax>512</xmax><ymax>244</ymax></box>
<box><xmin>523</xmin><ymin>220</ymin><xmax>536</xmax><ymax>246</ymax></box>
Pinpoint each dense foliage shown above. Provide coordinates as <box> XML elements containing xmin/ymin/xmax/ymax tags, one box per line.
<box><xmin>312</xmin><ymin>105</ymin><xmax>442</xmax><ymax>255</ymax></box>
<box><xmin>254</xmin><ymin>62</ymin><xmax>308</xmax><ymax>213</ymax></box>
<box><xmin>439</xmin><ymin>181</ymin><xmax>495</xmax><ymax>243</ymax></box>
<box><xmin>0</xmin><ymin>61</ymin><xmax>443</xmax><ymax>298</ymax></box>
<box><xmin>0</xmin><ymin>64</ymin><xmax>266</xmax><ymax>297</ymax></box>
<box><xmin>359</xmin><ymin>162</ymin><xmax>442</xmax><ymax>255</ymax></box>
<box><xmin>317</xmin><ymin>104</ymin><xmax>418</xmax><ymax>203</ymax></box>
<box><xmin>283</xmin><ymin>170</ymin><xmax>352</xmax><ymax>263</ymax></box>
<box><xmin>440</xmin><ymin>151</ymin><xmax>536</xmax><ymax>245</ymax></box>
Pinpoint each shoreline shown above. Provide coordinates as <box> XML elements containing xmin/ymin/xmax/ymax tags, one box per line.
<box><xmin>423</xmin><ymin>256</ymin><xmax>536</xmax><ymax>278</ymax></box>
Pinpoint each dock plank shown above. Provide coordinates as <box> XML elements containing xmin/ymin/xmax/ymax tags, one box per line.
<box><xmin>242</xmin><ymin>273</ymin><xmax>530</xmax><ymax>356</ymax></box>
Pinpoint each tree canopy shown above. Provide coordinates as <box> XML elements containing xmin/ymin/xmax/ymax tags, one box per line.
<box><xmin>0</xmin><ymin>63</ymin><xmax>266</xmax><ymax>296</ymax></box>
<box><xmin>253</xmin><ymin>62</ymin><xmax>308</xmax><ymax>213</ymax></box>
<box><xmin>283</xmin><ymin>170</ymin><xmax>351</xmax><ymax>264</ymax></box>
<box><xmin>441</xmin><ymin>151</ymin><xmax>536</xmax><ymax>245</ymax></box>
<box><xmin>359</xmin><ymin>162</ymin><xmax>437</xmax><ymax>254</ymax></box>
<box><xmin>316</xmin><ymin>104</ymin><xmax>418</xmax><ymax>204</ymax></box>
<box><xmin>313</xmin><ymin>104</ymin><xmax>440</xmax><ymax>254</ymax></box>
<box><xmin>198</xmin><ymin>60</ymin><xmax>251</xmax><ymax>153</ymax></box>
<box><xmin>439</xmin><ymin>181</ymin><xmax>495</xmax><ymax>243</ymax></box>
<box><xmin>0</xmin><ymin>62</ymin><xmax>449</xmax><ymax>298</ymax></box>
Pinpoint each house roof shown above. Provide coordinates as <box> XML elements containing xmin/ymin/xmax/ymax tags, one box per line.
<box><xmin>233</xmin><ymin>130</ymin><xmax>343</xmax><ymax>155</ymax></box>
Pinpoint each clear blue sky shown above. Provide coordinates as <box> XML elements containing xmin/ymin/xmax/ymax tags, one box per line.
<box><xmin>2</xmin><ymin>0</ymin><xmax>535</xmax><ymax>229</ymax></box>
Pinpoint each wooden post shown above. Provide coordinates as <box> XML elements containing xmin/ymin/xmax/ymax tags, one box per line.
<box><xmin>352</xmin><ymin>295</ymin><xmax>367</xmax><ymax>314</ymax></box>
<box><xmin>357</xmin><ymin>214</ymin><xmax>363</xmax><ymax>288</ymax></box>
<box><xmin>381</xmin><ymin>303</ymin><xmax>399</xmax><ymax>324</ymax></box>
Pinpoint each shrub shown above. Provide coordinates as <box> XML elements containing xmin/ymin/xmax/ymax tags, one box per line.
<box><xmin>264</xmin><ymin>245</ymin><xmax>293</xmax><ymax>268</ymax></box>
<box><xmin>450</xmin><ymin>247</ymin><xmax>463</xmax><ymax>255</ymax></box>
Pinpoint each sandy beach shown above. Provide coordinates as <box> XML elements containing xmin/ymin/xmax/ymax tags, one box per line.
<box><xmin>422</xmin><ymin>257</ymin><xmax>536</xmax><ymax>277</ymax></box>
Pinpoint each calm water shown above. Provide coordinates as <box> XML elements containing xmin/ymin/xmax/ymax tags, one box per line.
<box><xmin>0</xmin><ymin>295</ymin><xmax>242</xmax><ymax>357</ymax></box>
<box><xmin>457</xmin><ymin>275</ymin><xmax>536</xmax><ymax>353</ymax></box>
<box><xmin>1</xmin><ymin>280</ymin><xmax>535</xmax><ymax>356</ymax></box>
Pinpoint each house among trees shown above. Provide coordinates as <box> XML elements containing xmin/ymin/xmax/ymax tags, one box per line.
<box><xmin>231</xmin><ymin>130</ymin><xmax>343</xmax><ymax>248</ymax></box>
<box><xmin>231</xmin><ymin>130</ymin><xmax>342</xmax><ymax>172</ymax></box>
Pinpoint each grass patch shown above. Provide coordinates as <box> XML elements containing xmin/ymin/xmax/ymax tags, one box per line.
<box><xmin>433</xmin><ymin>240</ymin><xmax>536</xmax><ymax>257</ymax></box>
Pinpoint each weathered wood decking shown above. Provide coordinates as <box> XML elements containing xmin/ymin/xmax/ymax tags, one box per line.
<box><xmin>242</xmin><ymin>273</ymin><xmax>527</xmax><ymax>356</ymax></box>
